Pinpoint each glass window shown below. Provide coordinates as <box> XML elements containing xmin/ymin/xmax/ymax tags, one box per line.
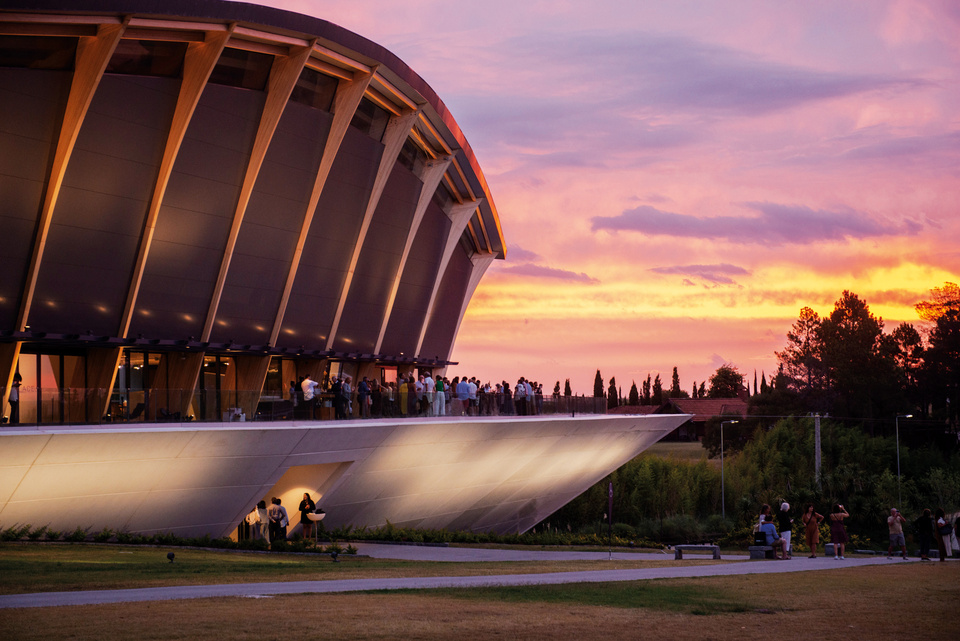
<box><xmin>398</xmin><ymin>138</ymin><xmax>427</xmax><ymax>174</ymax></box>
<box><xmin>106</xmin><ymin>40</ymin><xmax>187</xmax><ymax>77</ymax></box>
<box><xmin>290</xmin><ymin>67</ymin><xmax>337</xmax><ymax>112</ymax></box>
<box><xmin>432</xmin><ymin>181</ymin><xmax>453</xmax><ymax>211</ymax></box>
<box><xmin>62</xmin><ymin>355</ymin><xmax>85</xmax><ymax>424</ymax></box>
<box><xmin>208</xmin><ymin>47</ymin><xmax>272</xmax><ymax>91</ymax></box>
<box><xmin>15</xmin><ymin>353</ymin><xmax>38</xmax><ymax>425</ymax></box>
<box><xmin>350</xmin><ymin>97</ymin><xmax>390</xmax><ymax>141</ymax></box>
<box><xmin>0</xmin><ymin>35</ymin><xmax>76</xmax><ymax>70</ymax></box>
<box><xmin>39</xmin><ymin>355</ymin><xmax>59</xmax><ymax>424</ymax></box>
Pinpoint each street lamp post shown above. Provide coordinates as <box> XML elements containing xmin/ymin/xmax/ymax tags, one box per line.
<box><xmin>721</xmin><ymin>420</ymin><xmax>738</xmax><ymax>522</ymax></box>
<box><xmin>895</xmin><ymin>414</ymin><xmax>913</xmax><ymax>508</ymax></box>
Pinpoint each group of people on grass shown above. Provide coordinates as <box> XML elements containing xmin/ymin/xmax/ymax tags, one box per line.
<box><xmin>758</xmin><ymin>502</ymin><xmax>955</xmax><ymax>561</ymax></box>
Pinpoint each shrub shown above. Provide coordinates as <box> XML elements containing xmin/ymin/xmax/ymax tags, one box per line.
<box><xmin>1</xmin><ymin>524</ymin><xmax>32</xmax><ymax>541</ymax></box>
<box><xmin>116</xmin><ymin>531</ymin><xmax>146</xmax><ymax>545</ymax></box>
<box><xmin>64</xmin><ymin>526</ymin><xmax>88</xmax><ymax>542</ymax></box>
<box><xmin>27</xmin><ymin>525</ymin><xmax>48</xmax><ymax>541</ymax></box>
<box><xmin>45</xmin><ymin>529</ymin><xmax>62</xmax><ymax>541</ymax></box>
<box><xmin>93</xmin><ymin>527</ymin><xmax>113</xmax><ymax>543</ymax></box>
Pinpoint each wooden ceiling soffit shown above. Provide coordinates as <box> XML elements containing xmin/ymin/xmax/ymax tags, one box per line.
<box><xmin>17</xmin><ymin>19</ymin><xmax>128</xmax><ymax>331</ymax></box>
<box><xmin>232</xmin><ymin>25</ymin><xmax>309</xmax><ymax>46</ymax></box>
<box><xmin>466</xmin><ymin>220</ymin><xmax>482</xmax><ymax>253</ymax></box>
<box><xmin>121</xmin><ymin>27</ymin><xmax>205</xmax><ymax>42</ymax></box>
<box><xmin>414</xmin><ymin>199</ymin><xmax>481</xmax><ymax>355</ymax></box>
<box><xmin>408</xmin><ymin>129</ymin><xmax>436</xmax><ymax>159</ymax></box>
<box><xmin>0</xmin><ymin>21</ymin><xmax>97</xmax><ymax>37</ymax></box>
<box><xmin>374</xmin><ymin>155</ymin><xmax>453</xmax><ymax>354</ymax></box>
<box><xmin>0</xmin><ymin>13</ymin><xmax>122</xmax><ymax>28</ymax></box>
<box><xmin>325</xmin><ymin>107</ymin><xmax>422</xmax><ymax>350</ymax></box>
<box><xmin>416</xmin><ymin>113</ymin><xmax>454</xmax><ymax>156</ymax></box>
<box><xmin>269</xmin><ymin>70</ymin><xmax>375</xmax><ymax>346</ymax></box>
<box><xmin>451</xmin><ymin>158</ymin><xmax>478</xmax><ymax>201</ymax></box>
<box><xmin>364</xmin><ymin>86</ymin><xmax>402</xmax><ymax>116</ymax></box>
<box><xmin>370</xmin><ymin>73</ymin><xmax>418</xmax><ymax>112</ymax></box>
<box><xmin>309</xmin><ymin>42</ymin><xmax>372</xmax><ymax>75</ymax></box>
<box><xmin>201</xmin><ymin>40</ymin><xmax>315</xmax><ymax>342</ymax></box>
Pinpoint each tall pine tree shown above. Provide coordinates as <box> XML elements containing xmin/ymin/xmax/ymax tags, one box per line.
<box><xmin>607</xmin><ymin>377</ymin><xmax>619</xmax><ymax>409</ymax></box>
<box><xmin>594</xmin><ymin>370</ymin><xmax>604</xmax><ymax>398</ymax></box>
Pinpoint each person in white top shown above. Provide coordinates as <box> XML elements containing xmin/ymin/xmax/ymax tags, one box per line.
<box><xmin>423</xmin><ymin>374</ymin><xmax>435</xmax><ymax>416</ymax></box>
<box><xmin>301</xmin><ymin>375</ymin><xmax>318</xmax><ymax>401</ymax></box>
<box><xmin>467</xmin><ymin>377</ymin><xmax>478</xmax><ymax>416</ymax></box>
<box><xmin>300</xmin><ymin>375</ymin><xmax>319</xmax><ymax>419</ymax></box>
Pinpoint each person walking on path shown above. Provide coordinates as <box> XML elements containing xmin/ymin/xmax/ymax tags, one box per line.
<box><xmin>802</xmin><ymin>503</ymin><xmax>823</xmax><ymax>558</ymax></box>
<box><xmin>886</xmin><ymin>508</ymin><xmax>908</xmax><ymax>559</ymax></box>
<box><xmin>829</xmin><ymin>504</ymin><xmax>849</xmax><ymax>559</ymax></box>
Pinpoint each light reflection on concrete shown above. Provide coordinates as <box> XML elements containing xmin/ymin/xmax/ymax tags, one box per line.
<box><xmin>0</xmin><ymin>414</ymin><xmax>690</xmax><ymax>537</ymax></box>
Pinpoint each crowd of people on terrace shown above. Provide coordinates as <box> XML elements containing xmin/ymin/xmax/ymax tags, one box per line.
<box><xmin>293</xmin><ymin>373</ymin><xmax>547</xmax><ymax>419</ymax></box>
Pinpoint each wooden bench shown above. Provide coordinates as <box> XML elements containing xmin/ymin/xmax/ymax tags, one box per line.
<box><xmin>748</xmin><ymin>545</ymin><xmax>775</xmax><ymax>560</ymax></box>
<box><xmin>674</xmin><ymin>544</ymin><xmax>721</xmax><ymax>560</ymax></box>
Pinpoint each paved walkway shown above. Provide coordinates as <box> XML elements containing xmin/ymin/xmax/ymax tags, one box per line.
<box><xmin>0</xmin><ymin>544</ymin><xmax>934</xmax><ymax>609</ymax></box>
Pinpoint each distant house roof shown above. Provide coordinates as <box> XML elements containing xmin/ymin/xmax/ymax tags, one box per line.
<box><xmin>663</xmin><ymin>398</ymin><xmax>748</xmax><ymax>422</ymax></box>
<box><xmin>607</xmin><ymin>405</ymin><xmax>665</xmax><ymax>415</ymax></box>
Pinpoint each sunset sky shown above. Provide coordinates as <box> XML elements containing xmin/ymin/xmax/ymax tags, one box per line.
<box><xmin>255</xmin><ymin>0</ymin><xmax>960</xmax><ymax>395</ymax></box>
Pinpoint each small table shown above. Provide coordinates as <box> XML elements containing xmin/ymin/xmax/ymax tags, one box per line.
<box><xmin>306</xmin><ymin>512</ymin><xmax>326</xmax><ymax>545</ymax></box>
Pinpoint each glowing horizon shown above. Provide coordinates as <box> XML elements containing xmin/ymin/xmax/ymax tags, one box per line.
<box><xmin>254</xmin><ymin>0</ymin><xmax>959</xmax><ymax>394</ymax></box>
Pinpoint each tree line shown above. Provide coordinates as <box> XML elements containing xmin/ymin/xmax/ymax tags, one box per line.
<box><xmin>542</xmin><ymin>282</ymin><xmax>960</xmax><ymax>544</ymax></box>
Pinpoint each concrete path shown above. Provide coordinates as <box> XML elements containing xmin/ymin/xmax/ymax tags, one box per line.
<box><xmin>0</xmin><ymin>545</ymin><xmax>933</xmax><ymax>610</ymax></box>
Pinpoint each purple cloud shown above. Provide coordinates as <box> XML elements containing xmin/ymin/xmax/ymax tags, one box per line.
<box><xmin>650</xmin><ymin>263</ymin><xmax>750</xmax><ymax>286</ymax></box>
<box><xmin>449</xmin><ymin>30</ymin><xmax>929</xmax><ymax>175</ymax></box>
<box><xmin>505</xmin><ymin>244</ymin><xmax>543</xmax><ymax>263</ymax></box>
<box><xmin>591</xmin><ymin>202</ymin><xmax>923</xmax><ymax>245</ymax></box>
<box><xmin>498</xmin><ymin>263</ymin><xmax>600</xmax><ymax>283</ymax></box>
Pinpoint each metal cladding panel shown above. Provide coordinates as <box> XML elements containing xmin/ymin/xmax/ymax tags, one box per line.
<box><xmin>29</xmin><ymin>75</ymin><xmax>179</xmax><ymax>336</ymax></box>
<box><xmin>276</xmin><ymin>127</ymin><xmax>379</xmax><ymax>349</ymax></box>
<box><xmin>420</xmin><ymin>243</ymin><xmax>472</xmax><ymax>360</ymax></box>
<box><xmin>0</xmin><ymin>68</ymin><xmax>70</xmax><ymax>328</ymax></box>
<box><xmin>131</xmin><ymin>84</ymin><xmax>262</xmax><ymax>340</ymax></box>
<box><xmin>380</xmin><ymin>199</ymin><xmax>449</xmax><ymax>357</ymax></box>
<box><xmin>331</xmin><ymin>164</ymin><xmax>420</xmax><ymax>354</ymax></box>
<box><xmin>210</xmin><ymin>102</ymin><xmax>330</xmax><ymax>345</ymax></box>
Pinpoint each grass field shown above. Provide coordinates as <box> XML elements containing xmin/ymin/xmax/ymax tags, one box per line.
<box><xmin>1</xmin><ymin>543</ymin><xmax>957</xmax><ymax>640</ymax></box>
<box><xmin>0</xmin><ymin>543</ymin><xmax>708</xmax><ymax>594</ymax></box>
<box><xmin>642</xmin><ymin>440</ymin><xmax>712</xmax><ymax>463</ymax></box>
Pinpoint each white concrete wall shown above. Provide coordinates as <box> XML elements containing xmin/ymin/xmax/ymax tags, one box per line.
<box><xmin>0</xmin><ymin>414</ymin><xmax>689</xmax><ymax>537</ymax></box>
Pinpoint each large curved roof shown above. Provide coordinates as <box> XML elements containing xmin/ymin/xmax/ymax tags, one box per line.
<box><xmin>0</xmin><ymin>0</ymin><xmax>503</xmax><ymax>363</ymax></box>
